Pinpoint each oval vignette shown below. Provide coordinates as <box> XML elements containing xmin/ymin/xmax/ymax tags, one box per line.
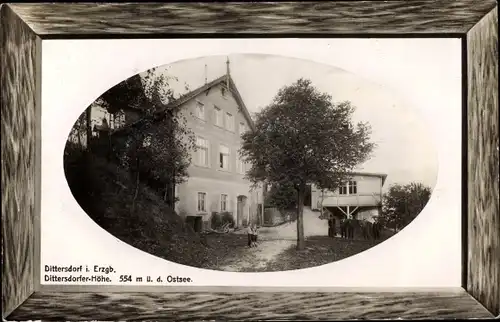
<box><xmin>63</xmin><ymin>54</ymin><xmax>438</xmax><ymax>272</ymax></box>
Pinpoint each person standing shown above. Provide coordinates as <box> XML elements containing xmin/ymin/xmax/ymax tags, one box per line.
<box><xmin>247</xmin><ymin>224</ymin><xmax>253</xmax><ymax>248</ymax></box>
<box><xmin>372</xmin><ymin>220</ymin><xmax>381</xmax><ymax>240</ymax></box>
<box><xmin>340</xmin><ymin>218</ymin><xmax>346</xmax><ymax>239</ymax></box>
<box><xmin>347</xmin><ymin>219</ymin><xmax>354</xmax><ymax>239</ymax></box>
<box><xmin>252</xmin><ymin>224</ymin><xmax>259</xmax><ymax>247</ymax></box>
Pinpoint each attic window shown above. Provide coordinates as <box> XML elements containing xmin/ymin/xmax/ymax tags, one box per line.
<box><xmin>239</xmin><ymin>122</ymin><xmax>246</xmax><ymax>134</ymax></box>
<box><xmin>221</xmin><ymin>86</ymin><xmax>227</xmax><ymax>97</ymax></box>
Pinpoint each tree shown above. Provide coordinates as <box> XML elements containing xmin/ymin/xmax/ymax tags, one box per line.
<box><xmin>240</xmin><ymin>78</ymin><xmax>374</xmax><ymax>250</ymax></box>
<box><xmin>265</xmin><ymin>182</ymin><xmax>298</xmax><ymax>211</ymax></box>
<box><xmin>94</xmin><ymin>68</ymin><xmax>195</xmax><ymax>212</ymax></box>
<box><xmin>68</xmin><ymin>112</ymin><xmax>87</xmax><ymax>149</ymax></box>
<box><xmin>95</xmin><ymin>74</ymin><xmax>148</xmax><ymax>114</ymax></box>
<box><xmin>379</xmin><ymin>182</ymin><xmax>432</xmax><ymax>231</ymax></box>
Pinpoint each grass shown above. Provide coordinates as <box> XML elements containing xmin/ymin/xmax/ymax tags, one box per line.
<box><xmin>64</xmin><ymin>146</ymin><xmax>395</xmax><ymax>273</ymax></box>
<box><xmin>200</xmin><ymin>233</ymin><xmax>394</xmax><ymax>272</ymax></box>
<box><xmin>263</xmin><ymin>236</ymin><xmax>387</xmax><ymax>272</ymax></box>
<box><xmin>197</xmin><ymin>233</ymin><xmax>250</xmax><ymax>270</ymax></box>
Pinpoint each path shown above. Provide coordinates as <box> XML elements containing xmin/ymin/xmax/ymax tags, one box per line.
<box><xmin>218</xmin><ymin>207</ymin><xmax>329</xmax><ymax>272</ymax></box>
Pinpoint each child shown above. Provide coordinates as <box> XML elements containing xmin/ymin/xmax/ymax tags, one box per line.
<box><xmin>252</xmin><ymin>224</ymin><xmax>259</xmax><ymax>247</ymax></box>
<box><xmin>247</xmin><ymin>224</ymin><xmax>254</xmax><ymax>248</ymax></box>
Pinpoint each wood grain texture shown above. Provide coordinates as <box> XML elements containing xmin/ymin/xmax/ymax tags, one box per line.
<box><xmin>467</xmin><ymin>7</ymin><xmax>500</xmax><ymax>317</ymax></box>
<box><xmin>1</xmin><ymin>1</ymin><xmax>498</xmax><ymax>320</ymax></box>
<box><xmin>6</xmin><ymin>290</ymin><xmax>495</xmax><ymax>320</ymax></box>
<box><xmin>0</xmin><ymin>4</ymin><xmax>40</xmax><ymax>319</ymax></box>
<box><xmin>6</xmin><ymin>1</ymin><xmax>498</xmax><ymax>36</ymax></box>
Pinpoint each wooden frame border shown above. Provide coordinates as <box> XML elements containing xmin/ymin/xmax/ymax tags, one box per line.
<box><xmin>1</xmin><ymin>2</ymin><xmax>498</xmax><ymax>320</ymax></box>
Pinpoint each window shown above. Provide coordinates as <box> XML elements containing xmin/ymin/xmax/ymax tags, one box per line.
<box><xmin>237</xmin><ymin>156</ymin><xmax>246</xmax><ymax>174</ymax></box>
<box><xmin>214</xmin><ymin>106</ymin><xmax>223</xmax><ymax>127</ymax></box>
<box><xmin>348</xmin><ymin>181</ymin><xmax>357</xmax><ymax>194</ymax></box>
<box><xmin>196</xmin><ymin>137</ymin><xmax>209</xmax><ymax>166</ymax></box>
<box><xmin>219</xmin><ymin>144</ymin><xmax>230</xmax><ymax>170</ymax></box>
<box><xmin>339</xmin><ymin>181</ymin><xmax>357</xmax><ymax>195</ymax></box>
<box><xmin>221</xmin><ymin>86</ymin><xmax>227</xmax><ymax>97</ymax></box>
<box><xmin>225</xmin><ymin>112</ymin><xmax>234</xmax><ymax>131</ymax></box>
<box><xmin>197</xmin><ymin>192</ymin><xmax>206</xmax><ymax>212</ymax></box>
<box><xmin>239</xmin><ymin>122</ymin><xmax>246</xmax><ymax>135</ymax></box>
<box><xmin>221</xmin><ymin>194</ymin><xmax>228</xmax><ymax>212</ymax></box>
<box><xmin>195</xmin><ymin>101</ymin><xmax>205</xmax><ymax>120</ymax></box>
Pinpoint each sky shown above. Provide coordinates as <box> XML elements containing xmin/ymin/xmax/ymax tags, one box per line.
<box><xmin>103</xmin><ymin>53</ymin><xmax>439</xmax><ymax>191</ymax></box>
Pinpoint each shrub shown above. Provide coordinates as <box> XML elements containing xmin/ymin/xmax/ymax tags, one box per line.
<box><xmin>221</xmin><ymin>211</ymin><xmax>235</xmax><ymax>228</ymax></box>
<box><xmin>210</xmin><ymin>212</ymin><xmax>223</xmax><ymax>229</ymax></box>
<box><xmin>210</xmin><ymin>211</ymin><xmax>235</xmax><ymax>229</ymax></box>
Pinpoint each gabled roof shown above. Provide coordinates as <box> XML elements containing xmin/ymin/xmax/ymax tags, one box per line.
<box><xmin>164</xmin><ymin>74</ymin><xmax>256</xmax><ymax>131</ymax></box>
<box><xmin>110</xmin><ymin>73</ymin><xmax>255</xmax><ymax>135</ymax></box>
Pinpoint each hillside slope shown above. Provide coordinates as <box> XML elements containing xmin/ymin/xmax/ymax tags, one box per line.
<box><xmin>64</xmin><ymin>148</ymin><xmax>219</xmax><ymax>268</ymax></box>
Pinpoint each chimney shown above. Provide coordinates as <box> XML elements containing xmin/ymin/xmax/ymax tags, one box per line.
<box><xmin>226</xmin><ymin>57</ymin><xmax>230</xmax><ymax>89</ymax></box>
<box><xmin>204</xmin><ymin>64</ymin><xmax>207</xmax><ymax>85</ymax></box>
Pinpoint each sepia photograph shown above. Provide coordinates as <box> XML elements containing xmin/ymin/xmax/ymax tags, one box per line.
<box><xmin>2</xmin><ymin>2</ymin><xmax>498</xmax><ymax>320</ymax></box>
<box><xmin>64</xmin><ymin>53</ymin><xmax>437</xmax><ymax>272</ymax></box>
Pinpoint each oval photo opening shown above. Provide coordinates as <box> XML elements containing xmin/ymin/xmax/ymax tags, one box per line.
<box><xmin>64</xmin><ymin>54</ymin><xmax>438</xmax><ymax>272</ymax></box>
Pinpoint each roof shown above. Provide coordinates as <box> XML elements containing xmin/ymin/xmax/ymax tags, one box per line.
<box><xmin>310</xmin><ymin>171</ymin><xmax>388</xmax><ymax>190</ymax></box>
<box><xmin>164</xmin><ymin>74</ymin><xmax>255</xmax><ymax>131</ymax></box>
<box><xmin>348</xmin><ymin>171</ymin><xmax>388</xmax><ymax>186</ymax></box>
<box><xmin>111</xmin><ymin>73</ymin><xmax>255</xmax><ymax>135</ymax></box>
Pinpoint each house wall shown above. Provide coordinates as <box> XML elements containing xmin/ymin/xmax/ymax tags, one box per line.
<box><xmin>174</xmin><ymin>81</ymin><xmax>263</xmax><ymax>227</ymax></box>
<box><xmin>92</xmin><ymin>104</ymin><xmax>140</xmax><ymax>131</ymax></box>
<box><xmin>180</xmin><ymin>82</ymin><xmax>251</xmax><ymax>183</ymax></box>
<box><xmin>175</xmin><ymin>177</ymin><xmax>261</xmax><ymax>227</ymax></box>
<box><xmin>311</xmin><ymin>175</ymin><xmax>383</xmax><ymax>209</ymax></box>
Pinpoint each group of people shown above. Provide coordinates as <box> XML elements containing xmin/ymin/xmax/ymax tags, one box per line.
<box><xmin>340</xmin><ymin>218</ymin><xmax>355</xmax><ymax>239</ymax></box>
<box><xmin>369</xmin><ymin>221</ymin><xmax>382</xmax><ymax>240</ymax></box>
<box><xmin>328</xmin><ymin>216</ymin><xmax>383</xmax><ymax>240</ymax></box>
<box><xmin>327</xmin><ymin>217</ymin><xmax>355</xmax><ymax>239</ymax></box>
<box><xmin>247</xmin><ymin>224</ymin><xmax>260</xmax><ymax>248</ymax></box>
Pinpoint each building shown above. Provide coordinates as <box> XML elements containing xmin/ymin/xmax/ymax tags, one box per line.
<box><xmin>311</xmin><ymin>172</ymin><xmax>387</xmax><ymax>228</ymax></box>
<box><xmin>173</xmin><ymin>61</ymin><xmax>263</xmax><ymax>229</ymax></box>
<box><xmin>94</xmin><ymin>60</ymin><xmax>263</xmax><ymax>229</ymax></box>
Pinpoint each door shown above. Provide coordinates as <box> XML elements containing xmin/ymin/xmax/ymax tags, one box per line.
<box><xmin>237</xmin><ymin>196</ymin><xmax>246</xmax><ymax>228</ymax></box>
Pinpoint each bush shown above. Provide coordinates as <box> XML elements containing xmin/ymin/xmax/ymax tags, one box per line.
<box><xmin>221</xmin><ymin>211</ymin><xmax>235</xmax><ymax>228</ymax></box>
<box><xmin>210</xmin><ymin>212</ymin><xmax>223</xmax><ymax>229</ymax></box>
<box><xmin>210</xmin><ymin>211</ymin><xmax>235</xmax><ymax>229</ymax></box>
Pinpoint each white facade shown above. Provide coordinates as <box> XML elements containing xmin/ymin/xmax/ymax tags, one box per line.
<box><xmin>172</xmin><ymin>76</ymin><xmax>262</xmax><ymax>228</ymax></box>
<box><xmin>311</xmin><ymin>172</ymin><xmax>387</xmax><ymax>220</ymax></box>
